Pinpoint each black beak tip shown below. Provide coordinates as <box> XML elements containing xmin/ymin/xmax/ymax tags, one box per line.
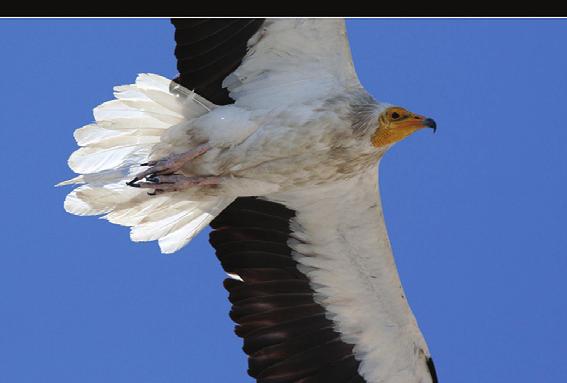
<box><xmin>424</xmin><ymin>118</ymin><xmax>437</xmax><ymax>133</ymax></box>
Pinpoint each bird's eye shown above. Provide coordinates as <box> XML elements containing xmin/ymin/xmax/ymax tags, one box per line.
<box><xmin>391</xmin><ymin>112</ymin><xmax>400</xmax><ymax>120</ymax></box>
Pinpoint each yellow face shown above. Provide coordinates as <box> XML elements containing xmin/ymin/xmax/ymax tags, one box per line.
<box><xmin>371</xmin><ymin>107</ymin><xmax>436</xmax><ymax>148</ymax></box>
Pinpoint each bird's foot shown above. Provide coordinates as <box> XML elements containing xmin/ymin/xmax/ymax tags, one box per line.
<box><xmin>128</xmin><ymin>174</ymin><xmax>222</xmax><ymax>195</ymax></box>
<box><xmin>127</xmin><ymin>145</ymin><xmax>210</xmax><ymax>186</ymax></box>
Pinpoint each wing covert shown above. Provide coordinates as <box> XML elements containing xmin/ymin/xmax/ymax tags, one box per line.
<box><xmin>224</xmin><ymin>18</ymin><xmax>362</xmax><ymax>108</ymax></box>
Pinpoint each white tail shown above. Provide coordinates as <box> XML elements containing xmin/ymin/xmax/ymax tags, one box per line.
<box><xmin>58</xmin><ymin>74</ymin><xmax>232</xmax><ymax>253</ymax></box>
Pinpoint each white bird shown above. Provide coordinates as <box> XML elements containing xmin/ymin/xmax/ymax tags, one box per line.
<box><xmin>59</xmin><ymin>18</ymin><xmax>438</xmax><ymax>383</ymax></box>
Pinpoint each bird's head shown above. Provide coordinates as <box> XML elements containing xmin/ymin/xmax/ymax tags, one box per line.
<box><xmin>371</xmin><ymin>106</ymin><xmax>436</xmax><ymax>148</ymax></box>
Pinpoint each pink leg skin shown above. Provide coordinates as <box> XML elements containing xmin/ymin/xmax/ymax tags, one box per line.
<box><xmin>129</xmin><ymin>175</ymin><xmax>222</xmax><ymax>195</ymax></box>
<box><xmin>127</xmin><ymin>145</ymin><xmax>210</xmax><ymax>186</ymax></box>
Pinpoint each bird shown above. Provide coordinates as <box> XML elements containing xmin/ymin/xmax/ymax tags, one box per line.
<box><xmin>58</xmin><ymin>18</ymin><xmax>439</xmax><ymax>383</ymax></box>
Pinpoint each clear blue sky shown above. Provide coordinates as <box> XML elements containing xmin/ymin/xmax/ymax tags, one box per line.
<box><xmin>1</xmin><ymin>18</ymin><xmax>566</xmax><ymax>383</ymax></box>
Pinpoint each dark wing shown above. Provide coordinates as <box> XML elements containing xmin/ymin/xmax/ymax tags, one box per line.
<box><xmin>171</xmin><ymin>18</ymin><xmax>264</xmax><ymax>105</ymax></box>
<box><xmin>210</xmin><ymin>198</ymin><xmax>365</xmax><ymax>383</ymax></box>
<box><xmin>170</xmin><ymin>18</ymin><xmax>366</xmax><ymax>382</ymax></box>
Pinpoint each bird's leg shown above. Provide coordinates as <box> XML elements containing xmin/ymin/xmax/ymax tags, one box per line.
<box><xmin>129</xmin><ymin>174</ymin><xmax>222</xmax><ymax>195</ymax></box>
<box><xmin>127</xmin><ymin>144</ymin><xmax>210</xmax><ymax>186</ymax></box>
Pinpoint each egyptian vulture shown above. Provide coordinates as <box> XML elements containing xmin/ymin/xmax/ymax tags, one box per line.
<box><xmin>59</xmin><ymin>18</ymin><xmax>438</xmax><ymax>383</ymax></box>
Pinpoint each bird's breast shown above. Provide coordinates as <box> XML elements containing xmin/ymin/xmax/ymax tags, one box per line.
<box><xmin>189</xmin><ymin>98</ymin><xmax>382</xmax><ymax>190</ymax></box>
<box><xmin>228</xmin><ymin>146</ymin><xmax>382</xmax><ymax>189</ymax></box>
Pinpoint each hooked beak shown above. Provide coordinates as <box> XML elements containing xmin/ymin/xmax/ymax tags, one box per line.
<box><xmin>397</xmin><ymin>115</ymin><xmax>437</xmax><ymax>134</ymax></box>
<box><xmin>423</xmin><ymin>118</ymin><xmax>437</xmax><ymax>133</ymax></box>
<box><xmin>371</xmin><ymin>107</ymin><xmax>437</xmax><ymax>148</ymax></box>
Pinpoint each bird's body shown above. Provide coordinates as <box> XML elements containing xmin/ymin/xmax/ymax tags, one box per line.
<box><xmin>172</xmin><ymin>88</ymin><xmax>382</xmax><ymax>191</ymax></box>
<box><xmin>59</xmin><ymin>18</ymin><xmax>438</xmax><ymax>383</ymax></box>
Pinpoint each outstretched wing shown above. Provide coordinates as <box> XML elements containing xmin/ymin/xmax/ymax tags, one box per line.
<box><xmin>210</xmin><ymin>197</ymin><xmax>367</xmax><ymax>382</ymax></box>
<box><xmin>211</xmin><ymin>170</ymin><xmax>438</xmax><ymax>383</ymax></box>
<box><xmin>172</xmin><ymin>18</ymin><xmax>361</xmax><ymax>109</ymax></box>
<box><xmin>223</xmin><ymin>18</ymin><xmax>362</xmax><ymax>108</ymax></box>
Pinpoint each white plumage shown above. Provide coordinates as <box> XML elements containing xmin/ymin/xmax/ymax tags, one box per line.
<box><xmin>60</xmin><ymin>73</ymin><xmax>231</xmax><ymax>253</ymax></box>
<box><xmin>225</xmin><ymin>18</ymin><xmax>360</xmax><ymax>108</ymax></box>
<box><xmin>270</xmin><ymin>168</ymin><xmax>432</xmax><ymax>382</ymax></box>
<box><xmin>59</xmin><ymin>19</ymin><xmax>437</xmax><ymax>383</ymax></box>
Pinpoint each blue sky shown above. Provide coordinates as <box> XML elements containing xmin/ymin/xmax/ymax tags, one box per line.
<box><xmin>1</xmin><ymin>18</ymin><xmax>566</xmax><ymax>383</ymax></box>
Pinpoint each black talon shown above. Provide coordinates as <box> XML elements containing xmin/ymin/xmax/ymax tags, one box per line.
<box><xmin>127</xmin><ymin>179</ymin><xmax>140</xmax><ymax>187</ymax></box>
<box><xmin>147</xmin><ymin>191</ymin><xmax>156</xmax><ymax>196</ymax></box>
<box><xmin>146</xmin><ymin>176</ymin><xmax>159</xmax><ymax>183</ymax></box>
<box><xmin>140</xmin><ymin>162</ymin><xmax>149</xmax><ymax>166</ymax></box>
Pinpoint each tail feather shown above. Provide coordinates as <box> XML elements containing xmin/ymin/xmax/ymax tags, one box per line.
<box><xmin>74</xmin><ymin>123</ymin><xmax>133</xmax><ymax>147</ymax></box>
<box><xmin>68</xmin><ymin>144</ymin><xmax>153</xmax><ymax>174</ymax></box>
<box><xmin>129</xmin><ymin>197</ymin><xmax>233</xmax><ymax>254</ymax></box>
<box><xmin>58</xmin><ymin>73</ymin><xmax>228</xmax><ymax>254</ymax></box>
<box><xmin>104</xmin><ymin>195</ymin><xmax>171</xmax><ymax>227</ymax></box>
<box><xmin>94</xmin><ymin>100</ymin><xmax>182</xmax><ymax>126</ymax></box>
<box><xmin>158</xmin><ymin>206</ymin><xmax>224</xmax><ymax>254</ymax></box>
<box><xmin>130</xmin><ymin>208</ymin><xmax>198</xmax><ymax>243</ymax></box>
